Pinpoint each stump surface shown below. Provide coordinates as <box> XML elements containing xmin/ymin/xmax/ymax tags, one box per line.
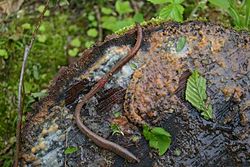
<box><xmin>21</xmin><ymin>21</ymin><xmax>250</xmax><ymax>167</ymax></box>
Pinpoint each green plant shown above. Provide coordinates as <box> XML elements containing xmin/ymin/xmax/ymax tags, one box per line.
<box><xmin>110</xmin><ymin>123</ymin><xmax>124</xmax><ymax>135</ymax></box>
<box><xmin>176</xmin><ymin>36</ymin><xmax>186</xmax><ymax>52</ymax></box>
<box><xmin>185</xmin><ymin>70</ymin><xmax>213</xmax><ymax>120</ymax></box>
<box><xmin>147</xmin><ymin>0</ymin><xmax>185</xmax><ymax>22</ymax></box>
<box><xmin>209</xmin><ymin>0</ymin><xmax>250</xmax><ymax>29</ymax></box>
<box><xmin>101</xmin><ymin>0</ymin><xmax>144</xmax><ymax>32</ymax></box>
<box><xmin>64</xmin><ymin>146</ymin><xmax>78</xmax><ymax>154</ymax></box>
<box><xmin>143</xmin><ymin>125</ymin><xmax>172</xmax><ymax>155</ymax></box>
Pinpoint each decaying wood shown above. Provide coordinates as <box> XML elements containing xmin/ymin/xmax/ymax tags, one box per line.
<box><xmin>20</xmin><ymin>21</ymin><xmax>250</xmax><ymax>167</ymax></box>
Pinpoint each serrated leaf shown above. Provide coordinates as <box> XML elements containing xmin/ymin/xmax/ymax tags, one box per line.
<box><xmin>185</xmin><ymin>70</ymin><xmax>213</xmax><ymax>120</ymax></box>
<box><xmin>64</xmin><ymin>146</ymin><xmax>78</xmax><ymax>154</ymax></box>
<box><xmin>201</xmin><ymin>104</ymin><xmax>213</xmax><ymax>120</ymax></box>
<box><xmin>115</xmin><ymin>0</ymin><xmax>133</xmax><ymax>15</ymax></box>
<box><xmin>159</xmin><ymin>4</ymin><xmax>184</xmax><ymax>22</ymax></box>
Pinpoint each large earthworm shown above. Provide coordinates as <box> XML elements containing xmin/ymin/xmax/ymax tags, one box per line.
<box><xmin>74</xmin><ymin>24</ymin><xmax>142</xmax><ymax>163</ymax></box>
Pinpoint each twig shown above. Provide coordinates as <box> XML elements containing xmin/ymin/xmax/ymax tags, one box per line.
<box><xmin>130</xmin><ymin>0</ymin><xmax>139</xmax><ymax>13</ymax></box>
<box><xmin>14</xmin><ymin>0</ymin><xmax>50</xmax><ymax>166</ymax></box>
<box><xmin>94</xmin><ymin>5</ymin><xmax>103</xmax><ymax>41</ymax></box>
<box><xmin>64</xmin><ymin>129</ymin><xmax>68</xmax><ymax>167</ymax></box>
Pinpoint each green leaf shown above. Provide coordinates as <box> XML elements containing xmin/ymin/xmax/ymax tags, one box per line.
<box><xmin>64</xmin><ymin>146</ymin><xmax>78</xmax><ymax>154</ymax></box>
<box><xmin>133</xmin><ymin>13</ymin><xmax>144</xmax><ymax>23</ymax></box>
<box><xmin>24</xmin><ymin>82</ymin><xmax>32</xmax><ymax>94</ymax></box>
<box><xmin>22</xmin><ymin>23</ymin><xmax>31</xmax><ymax>30</ymax></box>
<box><xmin>174</xmin><ymin>0</ymin><xmax>184</xmax><ymax>3</ymax></box>
<box><xmin>85</xmin><ymin>41</ymin><xmax>95</xmax><ymax>48</ymax></box>
<box><xmin>32</xmin><ymin>65</ymin><xmax>39</xmax><ymax>80</ymax></box>
<box><xmin>37</xmin><ymin>5</ymin><xmax>45</xmax><ymax>13</ymax></box>
<box><xmin>37</xmin><ymin>5</ymin><xmax>50</xmax><ymax>16</ymax></box>
<box><xmin>159</xmin><ymin>4</ymin><xmax>184</xmax><ymax>22</ymax></box>
<box><xmin>88</xmin><ymin>14</ymin><xmax>95</xmax><ymax>21</ymax></box>
<box><xmin>68</xmin><ymin>48</ymin><xmax>79</xmax><ymax>57</ymax></box>
<box><xmin>59</xmin><ymin>0</ymin><xmax>69</xmax><ymax>6</ymax></box>
<box><xmin>228</xmin><ymin>6</ymin><xmax>242</xmax><ymax>27</ymax></box>
<box><xmin>130</xmin><ymin>63</ymin><xmax>137</xmax><ymax>70</ymax></box>
<box><xmin>37</xmin><ymin>35</ymin><xmax>47</xmax><ymax>43</ymax></box>
<box><xmin>111</xmin><ymin>124</ymin><xmax>124</xmax><ymax>135</ymax></box>
<box><xmin>115</xmin><ymin>19</ymin><xmax>134</xmax><ymax>31</ymax></box>
<box><xmin>185</xmin><ymin>70</ymin><xmax>213</xmax><ymax>120</ymax></box>
<box><xmin>101</xmin><ymin>7</ymin><xmax>113</xmax><ymax>15</ymax></box>
<box><xmin>0</xmin><ymin>49</ymin><xmax>8</xmax><ymax>59</ymax></box>
<box><xmin>114</xmin><ymin>111</ymin><xmax>121</xmax><ymax>118</ymax></box>
<box><xmin>39</xmin><ymin>24</ymin><xmax>46</xmax><ymax>32</ymax></box>
<box><xmin>245</xmin><ymin>0</ymin><xmax>250</xmax><ymax>27</ymax></box>
<box><xmin>87</xmin><ymin>28</ymin><xmax>98</xmax><ymax>38</ymax></box>
<box><xmin>147</xmin><ymin>0</ymin><xmax>172</xmax><ymax>4</ymax></box>
<box><xmin>208</xmin><ymin>0</ymin><xmax>230</xmax><ymax>10</ymax></box>
<box><xmin>143</xmin><ymin>125</ymin><xmax>153</xmax><ymax>140</ymax></box>
<box><xmin>115</xmin><ymin>0</ymin><xmax>133</xmax><ymax>15</ymax></box>
<box><xmin>176</xmin><ymin>36</ymin><xmax>186</xmax><ymax>52</ymax></box>
<box><xmin>201</xmin><ymin>104</ymin><xmax>213</xmax><ymax>120</ymax></box>
<box><xmin>101</xmin><ymin>16</ymin><xmax>117</xmax><ymax>31</ymax></box>
<box><xmin>151</xmin><ymin>127</ymin><xmax>171</xmax><ymax>137</ymax></box>
<box><xmin>158</xmin><ymin>135</ymin><xmax>171</xmax><ymax>155</ymax></box>
<box><xmin>70</xmin><ymin>37</ymin><xmax>81</xmax><ymax>47</ymax></box>
<box><xmin>174</xmin><ymin>148</ymin><xmax>181</xmax><ymax>156</ymax></box>
<box><xmin>31</xmin><ymin>90</ymin><xmax>47</xmax><ymax>99</ymax></box>
<box><xmin>143</xmin><ymin>125</ymin><xmax>172</xmax><ymax>155</ymax></box>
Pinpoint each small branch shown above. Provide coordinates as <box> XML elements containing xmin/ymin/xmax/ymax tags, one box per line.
<box><xmin>94</xmin><ymin>5</ymin><xmax>103</xmax><ymax>42</ymax></box>
<box><xmin>14</xmin><ymin>0</ymin><xmax>50</xmax><ymax>167</ymax></box>
<box><xmin>130</xmin><ymin>0</ymin><xmax>139</xmax><ymax>13</ymax></box>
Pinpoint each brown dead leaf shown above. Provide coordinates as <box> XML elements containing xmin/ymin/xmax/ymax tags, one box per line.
<box><xmin>0</xmin><ymin>0</ymin><xmax>24</xmax><ymax>15</ymax></box>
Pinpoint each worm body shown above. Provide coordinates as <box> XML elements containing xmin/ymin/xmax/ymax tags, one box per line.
<box><xmin>74</xmin><ymin>24</ymin><xmax>143</xmax><ymax>163</ymax></box>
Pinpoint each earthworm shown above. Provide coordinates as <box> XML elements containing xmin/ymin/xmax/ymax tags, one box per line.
<box><xmin>74</xmin><ymin>24</ymin><xmax>142</xmax><ymax>163</ymax></box>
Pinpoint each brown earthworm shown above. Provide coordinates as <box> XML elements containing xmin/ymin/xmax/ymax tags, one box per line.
<box><xmin>74</xmin><ymin>24</ymin><xmax>142</xmax><ymax>163</ymax></box>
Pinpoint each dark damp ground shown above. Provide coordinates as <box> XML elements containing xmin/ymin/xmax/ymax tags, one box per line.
<box><xmin>21</xmin><ymin>22</ymin><xmax>250</xmax><ymax>167</ymax></box>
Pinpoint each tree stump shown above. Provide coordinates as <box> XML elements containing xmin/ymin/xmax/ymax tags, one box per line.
<box><xmin>21</xmin><ymin>21</ymin><xmax>250</xmax><ymax>167</ymax></box>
